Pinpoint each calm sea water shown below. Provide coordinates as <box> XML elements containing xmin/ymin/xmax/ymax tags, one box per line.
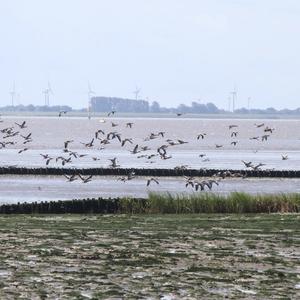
<box><xmin>0</xmin><ymin>116</ymin><xmax>299</xmax><ymax>170</ymax></box>
<box><xmin>0</xmin><ymin>116</ymin><xmax>299</xmax><ymax>202</ymax></box>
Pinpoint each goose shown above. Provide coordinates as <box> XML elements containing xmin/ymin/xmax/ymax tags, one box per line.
<box><xmin>95</xmin><ymin>130</ymin><xmax>105</xmax><ymax>139</ymax></box>
<box><xmin>157</xmin><ymin>146</ymin><xmax>168</xmax><ymax>156</ymax></box>
<box><xmin>197</xmin><ymin>133</ymin><xmax>206</xmax><ymax>139</ymax></box>
<box><xmin>167</xmin><ymin>140</ymin><xmax>177</xmax><ymax>146</ymax></box>
<box><xmin>146</xmin><ymin>177</ymin><xmax>159</xmax><ymax>186</ymax></box>
<box><xmin>68</xmin><ymin>151</ymin><xmax>78</xmax><ymax>158</ymax></box>
<box><xmin>4</xmin><ymin>131</ymin><xmax>19</xmax><ymax>138</ymax></box>
<box><xmin>119</xmin><ymin>170</ymin><xmax>136</xmax><ymax>182</ymax></box>
<box><xmin>80</xmin><ymin>138</ymin><xmax>94</xmax><ymax>148</ymax></box>
<box><xmin>242</xmin><ymin>160</ymin><xmax>253</xmax><ymax>168</ymax></box>
<box><xmin>261</xmin><ymin>135</ymin><xmax>270</xmax><ymax>142</ymax></box>
<box><xmin>58</xmin><ymin>111</ymin><xmax>67</xmax><ymax>117</ymax></box>
<box><xmin>107</xmin><ymin>110</ymin><xmax>116</xmax><ymax>117</ymax></box>
<box><xmin>177</xmin><ymin>139</ymin><xmax>188</xmax><ymax>144</ymax></box>
<box><xmin>251</xmin><ymin>163</ymin><xmax>266</xmax><ymax>170</ymax></box>
<box><xmin>121</xmin><ymin>138</ymin><xmax>133</xmax><ymax>147</ymax></box>
<box><xmin>185</xmin><ymin>179</ymin><xmax>194</xmax><ymax>188</ymax></box>
<box><xmin>109</xmin><ymin>157</ymin><xmax>119</xmax><ymax>168</ymax></box>
<box><xmin>229</xmin><ymin>125</ymin><xmax>238</xmax><ymax>130</ymax></box>
<box><xmin>264</xmin><ymin>126</ymin><xmax>275</xmax><ymax>133</ymax></box>
<box><xmin>64</xmin><ymin>174</ymin><xmax>78</xmax><ymax>182</ymax></box>
<box><xmin>174</xmin><ymin>165</ymin><xmax>188</xmax><ymax>170</ymax></box>
<box><xmin>130</xmin><ymin>144</ymin><xmax>140</xmax><ymax>154</ymax></box>
<box><xmin>147</xmin><ymin>133</ymin><xmax>159</xmax><ymax>140</ymax></box>
<box><xmin>18</xmin><ymin>148</ymin><xmax>28</xmax><ymax>154</ymax></box>
<box><xmin>194</xmin><ymin>181</ymin><xmax>205</xmax><ymax>191</ymax></box>
<box><xmin>92</xmin><ymin>157</ymin><xmax>101</xmax><ymax>161</ymax></box>
<box><xmin>100</xmin><ymin>138</ymin><xmax>110</xmax><ymax>145</ymax></box>
<box><xmin>64</xmin><ymin>140</ymin><xmax>74</xmax><ymax>149</ymax></box>
<box><xmin>79</xmin><ymin>174</ymin><xmax>93</xmax><ymax>183</ymax></box>
<box><xmin>40</xmin><ymin>153</ymin><xmax>51</xmax><ymax>160</ymax></box>
<box><xmin>202</xmin><ymin>180</ymin><xmax>219</xmax><ymax>190</ymax></box>
<box><xmin>46</xmin><ymin>157</ymin><xmax>53</xmax><ymax>165</ymax></box>
<box><xmin>15</xmin><ymin>121</ymin><xmax>27</xmax><ymax>129</ymax></box>
<box><xmin>255</xmin><ymin>123</ymin><xmax>264</xmax><ymax>128</ymax></box>
<box><xmin>21</xmin><ymin>133</ymin><xmax>32</xmax><ymax>140</ymax></box>
<box><xmin>23</xmin><ymin>139</ymin><xmax>32</xmax><ymax>145</ymax></box>
<box><xmin>160</xmin><ymin>153</ymin><xmax>172</xmax><ymax>160</ymax></box>
<box><xmin>107</xmin><ymin>131</ymin><xmax>119</xmax><ymax>140</ymax></box>
<box><xmin>281</xmin><ymin>155</ymin><xmax>288</xmax><ymax>160</ymax></box>
<box><xmin>140</xmin><ymin>146</ymin><xmax>151</xmax><ymax>151</ymax></box>
<box><xmin>126</xmin><ymin>122</ymin><xmax>134</xmax><ymax>128</ymax></box>
<box><xmin>0</xmin><ymin>127</ymin><xmax>13</xmax><ymax>134</ymax></box>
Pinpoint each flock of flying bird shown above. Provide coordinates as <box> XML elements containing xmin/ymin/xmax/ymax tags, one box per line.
<box><xmin>0</xmin><ymin>112</ymin><xmax>290</xmax><ymax>192</ymax></box>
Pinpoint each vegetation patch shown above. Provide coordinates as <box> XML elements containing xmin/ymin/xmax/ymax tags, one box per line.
<box><xmin>0</xmin><ymin>214</ymin><xmax>299</xmax><ymax>298</ymax></box>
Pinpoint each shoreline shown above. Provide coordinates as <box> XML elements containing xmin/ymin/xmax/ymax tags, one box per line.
<box><xmin>2</xmin><ymin>111</ymin><xmax>300</xmax><ymax>120</ymax></box>
<box><xmin>1</xmin><ymin>192</ymin><xmax>299</xmax><ymax>214</ymax></box>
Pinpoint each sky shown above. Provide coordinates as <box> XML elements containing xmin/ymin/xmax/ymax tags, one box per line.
<box><xmin>0</xmin><ymin>0</ymin><xmax>300</xmax><ymax>110</ymax></box>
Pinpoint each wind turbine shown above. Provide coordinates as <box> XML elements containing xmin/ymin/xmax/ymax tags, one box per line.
<box><xmin>87</xmin><ymin>82</ymin><xmax>96</xmax><ymax>119</ymax></box>
<box><xmin>10</xmin><ymin>82</ymin><xmax>16</xmax><ymax>107</ymax></box>
<box><xmin>133</xmin><ymin>86</ymin><xmax>141</xmax><ymax>100</ymax></box>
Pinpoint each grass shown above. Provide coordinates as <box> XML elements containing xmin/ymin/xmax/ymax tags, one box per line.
<box><xmin>1</xmin><ymin>192</ymin><xmax>300</xmax><ymax>214</ymax></box>
<box><xmin>0</xmin><ymin>214</ymin><xmax>298</xmax><ymax>298</ymax></box>
<box><xmin>145</xmin><ymin>192</ymin><xmax>300</xmax><ymax>214</ymax></box>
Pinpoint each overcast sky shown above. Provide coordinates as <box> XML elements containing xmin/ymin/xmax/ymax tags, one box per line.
<box><xmin>0</xmin><ymin>0</ymin><xmax>300</xmax><ymax>109</ymax></box>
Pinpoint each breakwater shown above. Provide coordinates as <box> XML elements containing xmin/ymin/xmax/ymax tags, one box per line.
<box><xmin>0</xmin><ymin>166</ymin><xmax>300</xmax><ymax>178</ymax></box>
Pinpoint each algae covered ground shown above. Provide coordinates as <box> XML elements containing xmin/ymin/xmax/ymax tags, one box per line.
<box><xmin>0</xmin><ymin>214</ymin><xmax>299</xmax><ymax>299</ymax></box>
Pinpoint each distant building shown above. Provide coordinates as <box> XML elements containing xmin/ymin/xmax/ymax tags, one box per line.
<box><xmin>90</xmin><ymin>96</ymin><xmax>149</xmax><ymax>113</ymax></box>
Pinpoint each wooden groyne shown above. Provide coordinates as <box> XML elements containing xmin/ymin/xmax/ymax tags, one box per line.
<box><xmin>0</xmin><ymin>198</ymin><xmax>135</xmax><ymax>214</ymax></box>
<box><xmin>0</xmin><ymin>166</ymin><xmax>300</xmax><ymax>178</ymax></box>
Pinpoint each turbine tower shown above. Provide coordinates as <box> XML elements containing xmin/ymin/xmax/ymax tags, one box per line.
<box><xmin>227</xmin><ymin>96</ymin><xmax>231</xmax><ymax>112</ymax></box>
<box><xmin>10</xmin><ymin>82</ymin><xmax>16</xmax><ymax>107</ymax></box>
<box><xmin>247</xmin><ymin>97</ymin><xmax>251</xmax><ymax>110</ymax></box>
<box><xmin>87</xmin><ymin>82</ymin><xmax>95</xmax><ymax>119</ymax></box>
<box><xmin>133</xmin><ymin>86</ymin><xmax>141</xmax><ymax>100</ymax></box>
<box><xmin>43</xmin><ymin>82</ymin><xmax>53</xmax><ymax>106</ymax></box>
<box><xmin>230</xmin><ymin>86</ymin><xmax>237</xmax><ymax>112</ymax></box>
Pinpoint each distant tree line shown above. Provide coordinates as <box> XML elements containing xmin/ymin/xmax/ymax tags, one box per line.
<box><xmin>90</xmin><ymin>97</ymin><xmax>224</xmax><ymax>114</ymax></box>
<box><xmin>0</xmin><ymin>104</ymin><xmax>72</xmax><ymax>112</ymax></box>
<box><xmin>235</xmin><ymin>107</ymin><xmax>300</xmax><ymax>115</ymax></box>
<box><xmin>1</xmin><ymin>98</ymin><xmax>300</xmax><ymax>115</ymax></box>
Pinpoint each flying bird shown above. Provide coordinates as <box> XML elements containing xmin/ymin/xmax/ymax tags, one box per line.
<box><xmin>146</xmin><ymin>177</ymin><xmax>159</xmax><ymax>186</ymax></box>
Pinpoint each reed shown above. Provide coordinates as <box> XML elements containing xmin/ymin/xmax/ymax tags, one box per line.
<box><xmin>146</xmin><ymin>192</ymin><xmax>300</xmax><ymax>214</ymax></box>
